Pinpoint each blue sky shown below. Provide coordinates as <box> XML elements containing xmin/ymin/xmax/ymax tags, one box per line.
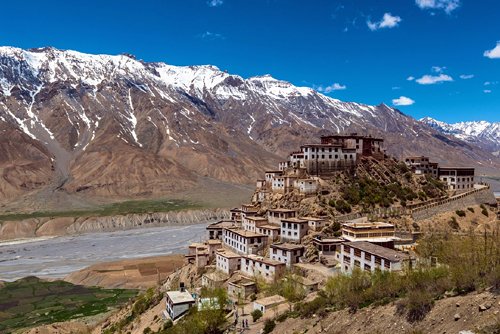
<box><xmin>1</xmin><ymin>0</ymin><xmax>499</xmax><ymax>123</ymax></box>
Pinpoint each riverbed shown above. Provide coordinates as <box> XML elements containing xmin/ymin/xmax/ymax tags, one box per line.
<box><xmin>0</xmin><ymin>223</ymin><xmax>208</xmax><ymax>281</ymax></box>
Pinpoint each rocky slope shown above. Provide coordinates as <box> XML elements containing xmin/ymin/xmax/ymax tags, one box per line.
<box><xmin>1</xmin><ymin>46</ymin><xmax>499</xmax><ymax>210</ymax></box>
<box><xmin>421</xmin><ymin>116</ymin><xmax>500</xmax><ymax>155</ymax></box>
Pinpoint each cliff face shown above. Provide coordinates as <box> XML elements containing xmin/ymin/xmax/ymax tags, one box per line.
<box><xmin>0</xmin><ymin>208</ymin><xmax>229</xmax><ymax>240</ymax></box>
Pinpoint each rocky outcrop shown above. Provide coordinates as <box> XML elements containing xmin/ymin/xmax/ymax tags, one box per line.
<box><xmin>0</xmin><ymin>209</ymin><xmax>229</xmax><ymax>241</ymax></box>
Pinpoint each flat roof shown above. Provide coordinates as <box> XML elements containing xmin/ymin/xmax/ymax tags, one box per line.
<box><xmin>258</xmin><ymin>224</ymin><xmax>281</xmax><ymax>230</ymax></box>
<box><xmin>206</xmin><ymin>239</ymin><xmax>222</xmax><ymax>245</ymax></box>
<box><xmin>245</xmin><ymin>216</ymin><xmax>268</xmax><ymax>221</ymax></box>
<box><xmin>343</xmin><ymin>241</ymin><xmax>409</xmax><ymax>262</ymax></box>
<box><xmin>438</xmin><ymin>167</ymin><xmax>475</xmax><ymax>170</ymax></box>
<box><xmin>265</xmin><ymin>170</ymin><xmax>283</xmax><ymax>174</ymax></box>
<box><xmin>166</xmin><ymin>291</ymin><xmax>195</xmax><ymax>304</ymax></box>
<box><xmin>342</xmin><ymin>221</ymin><xmax>394</xmax><ymax>229</ymax></box>
<box><xmin>300</xmin><ymin>143</ymin><xmax>343</xmax><ymax>148</ymax></box>
<box><xmin>300</xmin><ymin>216</ymin><xmax>327</xmax><ymax>221</ymax></box>
<box><xmin>281</xmin><ymin>217</ymin><xmax>308</xmax><ymax>224</ymax></box>
<box><xmin>321</xmin><ymin>134</ymin><xmax>384</xmax><ymax>141</ymax></box>
<box><xmin>223</xmin><ymin>227</ymin><xmax>267</xmax><ymax>238</ymax></box>
<box><xmin>203</xmin><ymin>271</ymin><xmax>228</xmax><ymax>281</ymax></box>
<box><xmin>254</xmin><ymin>295</ymin><xmax>286</xmax><ymax>307</ymax></box>
<box><xmin>268</xmin><ymin>208</ymin><xmax>296</xmax><ymax>213</ymax></box>
<box><xmin>270</xmin><ymin>243</ymin><xmax>305</xmax><ymax>251</ymax></box>
<box><xmin>216</xmin><ymin>248</ymin><xmax>241</xmax><ymax>259</ymax></box>
<box><xmin>244</xmin><ymin>254</ymin><xmax>285</xmax><ymax>266</ymax></box>
<box><xmin>313</xmin><ymin>236</ymin><xmax>343</xmax><ymax>244</ymax></box>
<box><xmin>207</xmin><ymin>220</ymin><xmax>236</xmax><ymax>229</ymax></box>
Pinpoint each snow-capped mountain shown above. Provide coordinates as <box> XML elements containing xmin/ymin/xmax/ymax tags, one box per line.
<box><xmin>420</xmin><ymin>117</ymin><xmax>500</xmax><ymax>155</ymax></box>
<box><xmin>0</xmin><ymin>46</ymin><xmax>498</xmax><ymax>208</ymax></box>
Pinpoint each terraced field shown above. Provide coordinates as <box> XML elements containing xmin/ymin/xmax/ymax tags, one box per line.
<box><xmin>0</xmin><ymin>277</ymin><xmax>137</xmax><ymax>333</ymax></box>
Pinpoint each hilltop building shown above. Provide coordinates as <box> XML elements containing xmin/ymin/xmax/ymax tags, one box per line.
<box><xmin>270</xmin><ymin>243</ymin><xmax>305</xmax><ymax>267</ymax></box>
<box><xmin>341</xmin><ymin>217</ymin><xmax>396</xmax><ymax>248</ymax></box>
<box><xmin>222</xmin><ymin>227</ymin><xmax>268</xmax><ymax>255</ymax></box>
<box><xmin>320</xmin><ymin>133</ymin><xmax>385</xmax><ymax>159</ymax></box>
<box><xmin>336</xmin><ymin>241</ymin><xmax>410</xmax><ymax>273</ymax></box>
<box><xmin>280</xmin><ymin>217</ymin><xmax>309</xmax><ymax>243</ymax></box>
<box><xmin>240</xmin><ymin>254</ymin><xmax>286</xmax><ymax>282</ymax></box>
<box><xmin>438</xmin><ymin>167</ymin><xmax>475</xmax><ymax>191</ymax></box>
<box><xmin>165</xmin><ymin>289</ymin><xmax>195</xmax><ymax>320</ymax></box>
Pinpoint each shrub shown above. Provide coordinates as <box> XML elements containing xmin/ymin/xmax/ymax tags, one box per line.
<box><xmin>263</xmin><ymin>319</ymin><xmax>276</xmax><ymax>334</ymax></box>
<box><xmin>481</xmin><ymin>208</ymin><xmax>489</xmax><ymax>217</ymax></box>
<box><xmin>143</xmin><ymin>327</ymin><xmax>152</xmax><ymax>334</ymax></box>
<box><xmin>448</xmin><ymin>217</ymin><xmax>459</xmax><ymax>230</ymax></box>
<box><xmin>455</xmin><ymin>210</ymin><xmax>466</xmax><ymax>217</ymax></box>
<box><xmin>251</xmin><ymin>309</ymin><xmax>263</xmax><ymax>322</ymax></box>
<box><xmin>331</xmin><ymin>221</ymin><xmax>341</xmax><ymax>232</ymax></box>
<box><xmin>335</xmin><ymin>200</ymin><xmax>352</xmax><ymax>214</ymax></box>
<box><xmin>275</xmin><ymin>311</ymin><xmax>289</xmax><ymax>322</ymax></box>
<box><xmin>295</xmin><ymin>296</ymin><xmax>328</xmax><ymax>318</ymax></box>
<box><xmin>467</xmin><ymin>207</ymin><xmax>475</xmax><ymax>213</ymax></box>
<box><xmin>397</xmin><ymin>291</ymin><xmax>434</xmax><ymax>322</ymax></box>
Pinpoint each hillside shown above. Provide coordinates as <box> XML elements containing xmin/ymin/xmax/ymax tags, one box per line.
<box><xmin>1</xmin><ymin>46</ymin><xmax>499</xmax><ymax>212</ymax></box>
<box><xmin>257</xmin><ymin>156</ymin><xmax>447</xmax><ymax>218</ymax></box>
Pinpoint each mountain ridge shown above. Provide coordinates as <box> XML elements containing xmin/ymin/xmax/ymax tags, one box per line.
<box><xmin>0</xmin><ymin>46</ymin><xmax>498</xmax><ymax>210</ymax></box>
<box><xmin>420</xmin><ymin>116</ymin><xmax>500</xmax><ymax>155</ymax></box>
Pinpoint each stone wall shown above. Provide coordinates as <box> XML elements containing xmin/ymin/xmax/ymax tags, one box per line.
<box><xmin>411</xmin><ymin>187</ymin><xmax>496</xmax><ymax>221</ymax></box>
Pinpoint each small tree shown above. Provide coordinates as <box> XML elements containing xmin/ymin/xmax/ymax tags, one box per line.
<box><xmin>251</xmin><ymin>309</ymin><xmax>263</xmax><ymax>322</ymax></box>
<box><xmin>263</xmin><ymin>319</ymin><xmax>276</xmax><ymax>334</ymax></box>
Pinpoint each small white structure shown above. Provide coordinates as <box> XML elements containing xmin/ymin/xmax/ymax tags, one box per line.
<box><xmin>165</xmin><ymin>290</ymin><xmax>195</xmax><ymax>320</ymax></box>
<box><xmin>206</xmin><ymin>220</ymin><xmax>236</xmax><ymax>240</ymax></box>
<box><xmin>336</xmin><ymin>241</ymin><xmax>410</xmax><ymax>274</ymax></box>
<box><xmin>342</xmin><ymin>217</ymin><xmax>396</xmax><ymax>248</ymax></box>
<box><xmin>270</xmin><ymin>243</ymin><xmax>304</xmax><ymax>267</ymax></box>
<box><xmin>280</xmin><ymin>217</ymin><xmax>309</xmax><ymax>243</ymax></box>
<box><xmin>256</xmin><ymin>224</ymin><xmax>281</xmax><ymax>241</ymax></box>
<box><xmin>302</xmin><ymin>217</ymin><xmax>328</xmax><ymax>231</ymax></box>
<box><xmin>242</xmin><ymin>216</ymin><xmax>268</xmax><ymax>232</ymax></box>
<box><xmin>215</xmin><ymin>248</ymin><xmax>241</xmax><ymax>275</ymax></box>
<box><xmin>222</xmin><ymin>227</ymin><xmax>268</xmax><ymax>255</ymax></box>
<box><xmin>405</xmin><ymin>156</ymin><xmax>438</xmax><ymax>177</ymax></box>
<box><xmin>272</xmin><ymin>176</ymin><xmax>285</xmax><ymax>192</ymax></box>
<box><xmin>240</xmin><ymin>254</ymin><xmax>286</xmax><ymax>282</ymax></box>
<box><xmin>253</xmin><ymin>295</ymin><xmax>286</xmax><ymax>314</ymax></box>
<box><xmin>438</xmin><ymin>167</ymin><xmax>475</xmax><ymax>191</ymax></box>
<box><xmin>294</xmin><ymin>178</ymin><xmax>319</xmax><ymax>194</ymax></box>
<box><xmin>267</xmin><ymin>208</ymin><xmax>296</xmax><ymax>225</ymax></box>
<box><xmin>265</xmin><ymin>170</ymin><xmax>283</xmax><ymax>181</ymax></box>
<box><xmin>201</xmin><ymin>271</ymin><xmax>228</xmax><ymax>289</ymax></box>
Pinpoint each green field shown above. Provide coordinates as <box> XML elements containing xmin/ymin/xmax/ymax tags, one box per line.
<box><xmin>0</xmin><ymin>277</ymin><xmax>137</xmax><ymax>333</ymax></box>
<box><xmin>0</xmin><ymin>198</ymin><xmax>200</xmax><ymax>222</ymax></box>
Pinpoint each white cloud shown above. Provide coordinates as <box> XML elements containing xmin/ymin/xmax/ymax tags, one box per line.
<box><xmin>415</xmin><ymin>0</ymin><xmax>460</xmax><ymax>14</ymax></box>
<box><xmin>199</xmin><ymin>31</ymin><xmax>225</xmax><ymax>40</ymax></box>
<box><xmin>392</xmin><ymin>86</ymin><xmax>401</xmax><ymax>90</ymax></box>
<box><xmin>484</xmin><ymin>90</ymin><xmax>492</xmax><ymax>93</ymax></box>
<box><xmin>207</xmin><ymin>0</ymin><xmax>223</xmax><ymax>7</ymax></box>
<box><xmin>431</xmin><ymin>66</ymin><xmax>446</xmax><ymax>73</ymax></box>
<box><xmin>484</xmin><ymin>42</ymin><xmax>500</xmax><ymax>59</ymax></box>
<box><xmin>407</xmin><ymin>76</ymin><xmax>415</xmax><ymax>81</ymax></box>
<box><xmin>392</xmin><ymin>96</ymin><xmax>415</xmax><ymax>106</ymax></box>
<box><xmin>459</xmin><ymin>74</ymin><xmax>474</xmax><ymax>79</ymax></box>
<box><xmin>416</xmin><ymin>73</ymin><xmax>453</xmax><ymax>85</ymax></box>
<box><xmin>367</xmin><ymin>13</ymin><xmax>402</xmax><ymax>31</ymax></box>
<box><xmin>484</xmin><ymin>81</ymin><xmax>498</xmax><ymax>86</ymax></box>
<box><xmin>317</xmin><ymin>83</ymin><xmax>347</xmax><ymax>93</ymax></box>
